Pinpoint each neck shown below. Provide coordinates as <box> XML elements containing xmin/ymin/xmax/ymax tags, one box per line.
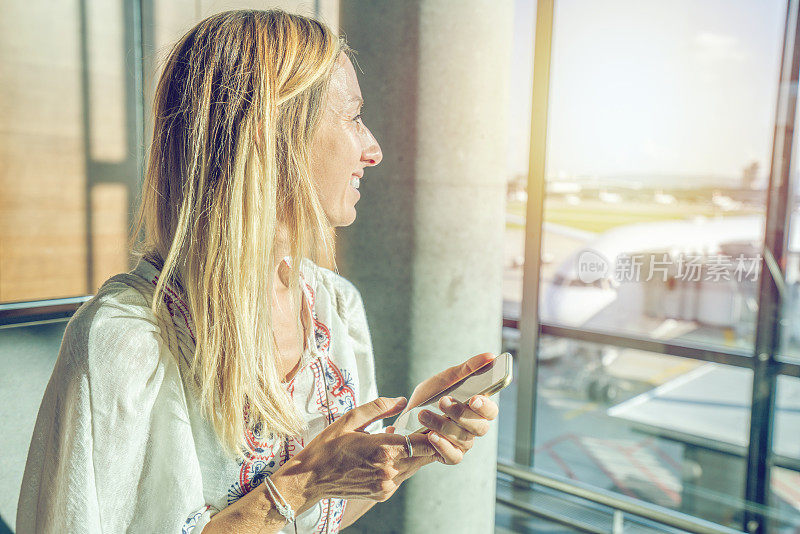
<box><xmin>274</xmin><ymin>223</ymin><xmax>292</xmax><ymax>292</ymax></box>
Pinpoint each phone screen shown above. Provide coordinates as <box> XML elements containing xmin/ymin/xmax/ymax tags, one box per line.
<box><xmin>390</xmin><ymin>352</ymin><xmax>512</xmax><ymax>436</ymax></box>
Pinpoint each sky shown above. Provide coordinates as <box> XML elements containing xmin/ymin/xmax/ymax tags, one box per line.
<box><xmin>508</xmin><ymin>0</ymin><xmax>787</xmax><ymax>183</ymax></box>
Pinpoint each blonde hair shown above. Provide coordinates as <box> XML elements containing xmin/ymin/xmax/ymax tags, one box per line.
<box><xmin>132</xmin><ymin>9</ymin><xmax>347</xmax><ymax>460</ymax></box>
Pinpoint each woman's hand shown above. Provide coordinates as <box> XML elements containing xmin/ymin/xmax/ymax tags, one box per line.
<box><xmin>292</xmin><ymin>397</ymin><xmax>437</xmax><ymax>503</ymax></box>
<box><xmin>400</xmin><ymin>352</ymin><xmax>500</xmax><ymax>465</ymax></box>
<box><xmin>418</xmin><ymin>393</ymin><xmax>499</xmax><ymax>464</ymax></box>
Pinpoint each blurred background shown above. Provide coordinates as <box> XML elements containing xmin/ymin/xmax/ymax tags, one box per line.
<box><xmin>2</xmin><ymin>0</ymin><xmax>800</xmax><ymax>533</ymax></box>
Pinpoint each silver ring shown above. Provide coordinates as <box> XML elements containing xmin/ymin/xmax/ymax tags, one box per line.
<box><xmin>404</xmin><ymin>435</ymin><xmax>413</xmax><ymax>458</ymax></box>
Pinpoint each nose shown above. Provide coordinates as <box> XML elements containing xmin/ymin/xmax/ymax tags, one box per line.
<box><xmin>362</xmin><ymin>126</ymin><xmax>383</xmax><ymax>167</ymax></box>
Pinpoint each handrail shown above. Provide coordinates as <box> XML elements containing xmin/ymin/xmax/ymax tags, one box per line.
<box><xmin>497</xmin><ymin>461</ymin><xmax>745</xmax><ymax>534</ymax></box>
<box><xmin>503</xmin><ymin>314</ymin><xmax>800</xmax><ymax>379</ymax></box>
<box><xmin>0</xmin><ymin>296</ymin><xmax>92</xmax><ymax>327</ymax></box>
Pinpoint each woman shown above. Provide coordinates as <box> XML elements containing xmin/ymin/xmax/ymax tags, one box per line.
<box><xmin>16</xmin><ymin>10</ymin><xmax>498</xmax><ymax>533</ymax></box>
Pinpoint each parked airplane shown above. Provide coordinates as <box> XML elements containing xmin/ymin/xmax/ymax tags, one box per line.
<box><xmin>532</xmin><ymin>214</ymin><xmax>800</xmax><ymax>401</ymax></box>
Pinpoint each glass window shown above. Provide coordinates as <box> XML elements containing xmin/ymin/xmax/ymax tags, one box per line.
<box><xmin>770</xmin><ymin>376</ymin><xmax>800</xmax><ymax>531</ymax></box>
<box><xmin>778</xmin><ymin>85</ymin><xmax>800</xmax><ymax>363</ymax></box>
<box><xmin>0</xmin><ymin>2</ymin><xmax>133</xmax><ymax>304</ymax></box>
<box><xmin>0</xmin><ymin>2</ymin><xmax>327</xmax><ymax>307</ymax></box>
<box><xmin>503</xmin><ymin>1</ymin><xmax>800</xmax><ymax>532</ymax></box>
<box><xmin>505</xmin><ymin>0</ymin><xmax>787</xmax><ymax>352</ymax></box>
<box><xmin>528</xmin><ymin>337</ymin><xmax>752</xmax><ymax>529</ymax></box>
<box><xmin>771</xmin><ymin>466</ymin><xmax>800</xmax><ymax>533</ymax></box>
<box><xmin>773</xmin><ymin>374</ymin><xmax>800</xmax><ymax>467</ymax></box>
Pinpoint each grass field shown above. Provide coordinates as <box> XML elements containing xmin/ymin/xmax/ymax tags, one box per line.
<box><xmin>506</xmin><ymin>199</ymin><xmax>762</xmax><ymax>233</ymax></box>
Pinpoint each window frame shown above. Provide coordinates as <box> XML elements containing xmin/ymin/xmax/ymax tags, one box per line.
<box><xmin>507</xmin><ymin>1</ymin><xmax>800</xmax><ymax>534</ymax></box>
<box><xmin>0</xmin><ymin>0</ymin><xmax>147</xmax><ymax>323</ymax></box>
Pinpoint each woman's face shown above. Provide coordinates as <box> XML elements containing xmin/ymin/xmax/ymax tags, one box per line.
<box><xmin>309</xmin><ymin>53</ymin><xmax>382</xmax><ymax>227</ymax></box>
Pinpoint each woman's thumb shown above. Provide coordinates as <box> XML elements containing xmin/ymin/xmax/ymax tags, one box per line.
<box><xmin>340</xmin><ymin>396</ymin><xmax>407</xmax><ymax>432</ymax></box>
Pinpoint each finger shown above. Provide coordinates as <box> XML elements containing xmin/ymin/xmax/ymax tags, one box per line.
<box><xmin>391</xmin><ymin>432</ymin><xmax>439</xmax><ymax>461</ymax></box>
<box><xmin>340</xmin><ymin>397</ymin><xmax>408</xmax><ymax>432</ymax></box>
<box><xmin>437</xmin><ymin>396</ymin><xmax>494</xmax><ymax>437</ymax></box>
<box><xmin>462</xmin><ymin>352</ymin><xmax>497</xmax><ymax>374</ymax></box>
<box><xmin>437</xmin><ymin>353</ymin><xmax>497</xmax><ymax>389</ymax></box>
<box><xmin>395</xmin><ymin>455</ymin><xmax>436</xmax><ymax>477</ymax></box>
<box><xmin>372</xmin><ymin>432</ymin><xmax>438</xmax><ymax>464</ymax></box>
<box><xmin>397</xmin><ymin>432</ymin><xmax>436</xmax><ymax>460</ymax></box>
<box><xmin>427</xmin><ymin>353</ymin><xmax>497</xmax><ymax>397</ymax></box>
<box><xmin>428</xmin><ymin>431</ymin><xmax>465</xmax><ymax>465</ymax></box>
<box><xmin>407</xmin><ymin>432</ymin><xmax>438</xmax><ymax>458</ymax></box>
<box><xmin>467</xmin><ymin>395</ymin><xmax>499</xmax><ymax>421</ymax></box>
<box><xmin>418</xmin><ymin>410</ymin><xmax>473</xmax><ymax>450</ymax></box>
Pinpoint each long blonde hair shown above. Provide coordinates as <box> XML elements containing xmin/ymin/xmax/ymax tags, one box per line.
<box><xmin>132</xmin><ymin>9</ymin><xmax>346</xmax><ymax>460</ymax></box>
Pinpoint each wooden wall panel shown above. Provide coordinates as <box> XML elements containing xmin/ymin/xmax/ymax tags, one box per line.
<box><xmin>91</xmin><ymin>183</ymin><xmax>129</xmax><ymax>290</ymax></box>
<box><xmin>1</xmin><ymin>0</ymin><xmax>338</xmax><ymax>304</ymax></box>
<box><xmin>0</xmin><ymin>0</ymin><xmax>87</xmax><ymax>302</ymax></box>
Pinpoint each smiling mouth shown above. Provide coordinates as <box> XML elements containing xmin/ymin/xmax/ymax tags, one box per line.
<box><xmin>350</xmin><ymin>175</ymin><xmax>361</xmax><ymax>189</ymax></box>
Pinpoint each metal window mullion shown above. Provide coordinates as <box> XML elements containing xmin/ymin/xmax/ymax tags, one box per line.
<box><xmin>539</xmin><ymin>322</ymin><xmax>753</xmax><ymax>367</ymax></box>
<box><xmin>125</xmin><ymin>0</ymin><xmax>147</xmax><ymax>269</ymax></box>
<box><xmin>515</xmin><ymin>0</ymin><xmax>555</xmax><ymax>467</ymax></box>
<box><xmin>506</xmin><ymin>314</ymin><xmax>800</xmax><ymax>376</ymax></box>
<box><xmin>77</xmin><ymin>0</ymin><xmax>93</xmax><ymax>293</ymax></box>
<box><xmin>744</xmin><ymin>0</ymin><xmax>800</xmax><ymax>532</ymax></box>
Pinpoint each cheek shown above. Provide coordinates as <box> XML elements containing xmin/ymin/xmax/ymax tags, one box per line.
<box><xmin>322</xmin><ymin>127</ymin><xmax>361</xmax><ymax>168</ymax></box>
<box><xmin>310</xmin><ymin>126</ymin><xmax>361</xmax><ymax>195</ymax></box>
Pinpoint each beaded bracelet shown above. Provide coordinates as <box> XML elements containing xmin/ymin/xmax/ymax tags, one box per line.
<box><xmin>264</xmin><ymin>476</ymin><xmax>296</xmax><ymax>527</ymax></box>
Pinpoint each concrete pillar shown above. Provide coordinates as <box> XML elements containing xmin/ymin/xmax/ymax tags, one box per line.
<box><xmin>337</xmin><ymin>1</ymin><xmax>513</xmax><ymax>532</ymax></box>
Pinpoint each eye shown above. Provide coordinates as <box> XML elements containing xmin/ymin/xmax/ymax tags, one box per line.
<box><xmin>352</xmin><ymin>113</ymin><xmax>363</xmax><ymax>124</ymax></box>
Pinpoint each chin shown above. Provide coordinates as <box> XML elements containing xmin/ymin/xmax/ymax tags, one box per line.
<box><xmin>342</xmin><ymin>208</ymin><xmax>358</xmax><ymax>227</ymax></box>
<box><xmin>338</xmin><ymin>213</ymin><xmax>357</xmax><ymax>227</ymax></box>
<box><xmin>327</xmin><ymin>210</ymin><xmax>357</xmax><ymax>228</ymax></box>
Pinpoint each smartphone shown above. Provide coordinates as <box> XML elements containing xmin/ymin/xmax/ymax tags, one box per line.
<box><xmin>390</xmin><ymin>352</ymin><xmax>513</xmax><ymax>436</ymax></box>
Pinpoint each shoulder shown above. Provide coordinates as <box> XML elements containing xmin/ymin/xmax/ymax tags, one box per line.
<box><xmin>300</xmin><ymin>258</ymin><xmax>365</xmax><ymax>322</ymax></box>
<box><xmin>61</xmin><ymin>274</ymin><xmax>164</xmax><ymax>375</ymax></box>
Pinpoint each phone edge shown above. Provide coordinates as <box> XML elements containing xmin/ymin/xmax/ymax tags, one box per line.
<box><xmin>407</xmin><ymin>352</ymin><xmax>513</xmax><ymax>434</ymax></box>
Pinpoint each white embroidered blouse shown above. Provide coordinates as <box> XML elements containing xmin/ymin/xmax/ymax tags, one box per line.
<box><xmin>16</xmin><ymin>257</ymin><xmax>382</xmax><ymax>533</ymax></box>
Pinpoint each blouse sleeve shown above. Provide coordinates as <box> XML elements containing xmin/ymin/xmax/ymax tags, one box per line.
<box><xmin>16</xmin><ymin>283</ymin><xmax>218</xmax><ymax>533</ymax></box>
<box><xmin>337</xmin><ymin>277</ymin><xmax>384</xmax><ymax>434</ymax></box>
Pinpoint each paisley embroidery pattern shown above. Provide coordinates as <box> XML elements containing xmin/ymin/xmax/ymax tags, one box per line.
<box><xmin>222</xmin><ymin>267</ymin><xmax>356</xmax><ymax>533</ymax></box>
<box><xmin>228</xmin><ymin>403</ymin><xmax>281</xmax><ymax>506</ymax></box>
<box><xmin>315</xmin><ymin>498</ymin><xmax>347</xmax><ymax>533</ymax></box>
<box><xmin>181</xmin><ymin>504</ymin><xmax>211</xmax><ymax>533</ymax></box>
